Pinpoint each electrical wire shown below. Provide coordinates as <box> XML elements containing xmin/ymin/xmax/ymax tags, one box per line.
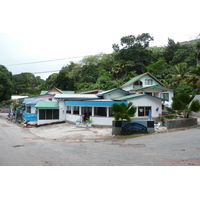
<box><xmin>6</xmin><ymin>55</ymin><xmax>93</xmax><ymax>66</ymax></box>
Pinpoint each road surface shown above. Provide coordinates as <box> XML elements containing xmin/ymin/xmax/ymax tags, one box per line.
<box><xmin>1</xmin><ymin>113</ymin><xmax>200</xmax><ymax>166</ymax></box>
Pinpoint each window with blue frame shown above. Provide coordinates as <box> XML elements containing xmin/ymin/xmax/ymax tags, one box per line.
<box><xmin>39</xmin><ymin>109</ymin><xmax>59</xmax><ymax>120</ymax></box>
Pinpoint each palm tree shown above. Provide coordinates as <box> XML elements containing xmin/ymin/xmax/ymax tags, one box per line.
<box><xmin>172</xmin><ymin>93</ymin><xmax>200</xmax><ymax>118</ymax></box>
<box><xmin>168</xmin><ymin>62</ymin><xmax>190</xmax><ymax>89</ymax></box>
<box><xmin>187</xmin><ymin>65</ymin><xmax>200</xmax><ymax>94</ymax></box>
<box><xmin>111</xmin><ymin>102</ymin><xmax>137</xmax><ymax>121</ymax></box>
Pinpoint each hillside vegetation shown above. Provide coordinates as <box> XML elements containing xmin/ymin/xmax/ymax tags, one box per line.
<box><xmin>1</xmin><ymin>33</ymin><xmax>200</xmax><ymax>103</ymax></box>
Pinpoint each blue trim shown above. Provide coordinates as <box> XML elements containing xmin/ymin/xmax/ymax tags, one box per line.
<box><xmin>64</xmin><ymin>100</ymin><xmax>127</xmax><ymax>107</ymax></box>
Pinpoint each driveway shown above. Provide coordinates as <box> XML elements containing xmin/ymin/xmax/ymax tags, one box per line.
<box><xmin>28</xmin><ymin>122</ymin><xmax>113</xmax><ymax>141</ymax></box>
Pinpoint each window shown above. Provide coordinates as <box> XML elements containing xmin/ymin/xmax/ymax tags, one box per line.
<box><xmin>145</xmin><ymin>79</ymin><xmax>153</xmax><ymax>85</ymax></box>
<box><xmin>39</xmin><ymin>109</ymin><xmax>59</xmax><ymax>120</ymax></box>
<box><xmin>39</xmin><ymin>109</ymin><xmax>45</xmax><ymax>119</ymax></box>
<box><xmin>27</xmin><ymin>106</ymin><xmax>31</xmax><ymax>113</ymax></box>
<box><xmin>145</xmin><ymin>92</ymin><xmax>152</xmax><ymax>96</ymax></box>
<box><xmin>163</xmin><ymin>93</ymin><xmax>169</xmax><ymax>101</ymax></box>
<box><xmin>138</xmin><ymin>107</ymin><xmax>151</xmax><ymax>116</ymax></box>
<box><xmin>66</xmin><ymin>106</ymin><xmax>71</xmax><ymax>114</ymax></box>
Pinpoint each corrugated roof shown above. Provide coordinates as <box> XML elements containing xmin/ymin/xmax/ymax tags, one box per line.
<box><xmin>97</xmin><ymin>88</ymin><xmax>130</xmax><ymax>96</ymax></box>
<box><xmin>113</xmin><ymin>94</ymin><xmax>166</xmax><ymax>101</ymax></box>
<box><xmin>35</xmin><ymin>101</ymin><xmax>59</xmax><ymax>108</ymax></box>
<box><xmin>23</xmin><ymin>98</ymin><xmax>49</xmax><ymax>105</ymax></box>
<box><xmin>55</xmin><ymin>94</ymin><xmax>99</xmax><ymax>100</ymax></box>
<box><xmin>113</xmin><ymin>94</ymin><xmax>144</xmax><ymax>100</ymax></box>
<box><xmin>133</xmin><ymin>85</ymin><xmax>173</xmax><ymax>91</ymax></box>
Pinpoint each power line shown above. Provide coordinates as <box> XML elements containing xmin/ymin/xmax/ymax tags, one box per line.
<box><xmin>6</xmin><ymin>55</ymin><xmax>93</xmax><ymax>66</ymax></box>
<box><xmin>13</xmin><ymin>70</ymin><xmax>60</xmax><ymax>75</ymax></box>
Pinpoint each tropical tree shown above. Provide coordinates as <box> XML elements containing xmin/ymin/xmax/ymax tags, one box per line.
<box><xmin>168</xmin><ymin>62</ymin><xmax>190</xmax><ymax>89</ymax></box>
<box><xmin>0</xmin><ymin>65</ymin><xmax>13</xmax><ymax>101</ymax></box>
<box><xmin>163</xmin><ymin>38</ymin><xmax>180</xmax><ymax>63</ymax></box>
<box><xmin>13</xmin><ymin>72</ymin><xmax>37</xmax><ymax>94</ymax></box>
<box><xmin>112</xmin><ymin>33</ymin><xmax>154</xmax><ymax>74</ymax></box>
<box><xmin>171</xmin><ymin>93</ymin><xmax>200</xmax><ymax>118</ymax></box>
<box><xmin>110</xmin><ymin>102</ymin><xmax>137</xmax><ymax>121</ymax></box>
<box><xmin>147</xmin><ymin>58</ymin><xmax>170</xmax><ymax>80</ymax></box>
<box><xmin>187</xmin><ymin>65</ymin><xmax>200</xmax><ymax>94</ymax></box>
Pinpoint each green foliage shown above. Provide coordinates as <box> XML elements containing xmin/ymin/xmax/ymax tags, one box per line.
<box><xmin>0</xmin><ymin>65</ymin><xmax>13</xmax><ymax>102</ymax></box>
<box><xmin>147</xmin><ymin>58</ymin><xmax>170</xmax><ymax>79</ymax></box>
<box><xmin>110</xmin><ymin>102</ymin><xmax>137</xmax><ymax>121</ymax></box>
<box><xmin>190</xmin><ymin>100</ymin><xmax>200</xmax><ymax>113</ymax></box>
<box><xmin>164</xmin><ymin>38</ymin><xmax>180</xmax><ymax>63</ymax></box>
<box><xmin>175</xmin><ymin>80</ymin><xmax>194</xmax><ymax>95</ymax></box>
<box><xmin>172</xmin><ymin>93</ymin><xmax>200</xmax><ymax>118</ymax></box>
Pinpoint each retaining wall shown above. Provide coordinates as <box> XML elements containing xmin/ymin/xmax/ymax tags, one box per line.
<box><xmin>164</xmin><ymin>118</ymin><xmax>198</xmax><ymax>130</ymax></box>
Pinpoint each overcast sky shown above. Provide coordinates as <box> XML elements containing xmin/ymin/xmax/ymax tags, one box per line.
<box><xmin>0</xmin><ymin>0</ymin><xmax>199</xmax><ymax>80</ymax></box>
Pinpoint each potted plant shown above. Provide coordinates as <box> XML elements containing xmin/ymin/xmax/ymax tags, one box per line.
<box><xmin>75</xmin><ymin>119</ymin><xmax>81</xmax><ymax>126</ymax></box>
<box><xmin>110</xmin><ymin>102</ymin><xmax>137</xmax><ymax>135</ymax></box>
<box><xmin>86</xmin><ymin>118</ymin><xmax>93</xmax><ymax>127</ymax></box>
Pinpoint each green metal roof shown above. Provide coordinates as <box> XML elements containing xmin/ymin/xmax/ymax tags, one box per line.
<box><xmin>40</xmin><ymin>88</ymin><xmax>74</xmax><ymax>95</ymax></box>
<box><xmin>121</xmin><ymin>72</ymin><xmax>165</xmax><ymax>87</ymax></box>
<box><xmin>40</xmin><ymin>91</ymin><xmax>48</xmax><ymax>95</ymax></box>
<box><xmin>35</xmin><ymin>101</ymin><xmax>59</xmax><ymax>108</ymax></box>
<box><xmin>121</xmin><ymin>73</ymin><xmax>146</xmax><ymax>87</ymax></box>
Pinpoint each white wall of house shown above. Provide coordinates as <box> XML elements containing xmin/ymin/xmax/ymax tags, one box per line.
<box><xmin>90</xmin><ymin>116</ymin><xmax>114</xmax><ymax>126</ymax></box>
<box><xmin>128</xmin><ymin>96</ymin><xmax>162</xmax><ymax>118</ymax></box>
<box><xmin>58</xmin><ymin>100</ymin><xmax>66</xmax><ymax>121</ymax></box>
<box><xmin>140</xmin><ymin>75</ymin><xmax>158</xmax><ymax>87</ymax></box>
<box><xmin>66</xmin><ymin>113</ymin><xmax>81</xmax><ymax>122</ymax></box>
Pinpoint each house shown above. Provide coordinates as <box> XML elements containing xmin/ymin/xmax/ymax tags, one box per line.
<box><xmin>40</xmin><ymin>87</ymin><xmax>74</xmax><ymax>95</ymax></box>
<box><xmin>20</xmin><ymin>74</ymin><xmax>170</xmax><ymax>127</ymax></box>
<box><xmin>49</xmin><ymin>88</ymin><xmax>165</xmax><ymax>127</ymax></box>
<box><xmin>22</xmin><ymin>94</ymin><xmax>55</xmax><ymax>123</ymax></box>
<box><xmin>120</xmin><ymin>72</ymin><xmax>174</xmax><ymax>107</ymax></box>
<box><xmin>21</xmin><ymin>88</ymin><xmax>74</xmax><ymax>124</ymax></box>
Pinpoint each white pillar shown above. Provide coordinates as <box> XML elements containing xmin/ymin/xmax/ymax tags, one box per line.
<box><xmin>106</xmin><ymin>107</ymin><xmax>109</xmax><ymax>117</ymax></box>
<box><xmin>92</xmin><ymin>107</ymin><xmax>94</xmax><ymax>116</ymax></box>
<box><xmin>71</xmin><ymin>106</ymin><xmax>74</xmax><ymax>114</ymax></box>
<box><xmin>79</xmin><ymin>106</ymin><xmax>82</xmax><ymax>115</ymax></box>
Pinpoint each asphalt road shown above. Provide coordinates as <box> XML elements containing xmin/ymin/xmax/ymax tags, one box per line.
<box><xmin>1</xmin><ymin>113</ymin><xmax>200</xmax><ymax>166</ymax></box>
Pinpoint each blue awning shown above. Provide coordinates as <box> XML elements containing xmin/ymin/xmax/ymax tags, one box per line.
<box><xmin>64</xmin><ymin>100</ymin><xmax>127</xmax><ymax>107</ymax></box>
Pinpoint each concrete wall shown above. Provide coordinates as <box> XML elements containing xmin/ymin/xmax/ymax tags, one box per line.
<box><xmin>164</xmin><ymin>118</ymin><xmax>198</xmax><ymax>130</ymax></box>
